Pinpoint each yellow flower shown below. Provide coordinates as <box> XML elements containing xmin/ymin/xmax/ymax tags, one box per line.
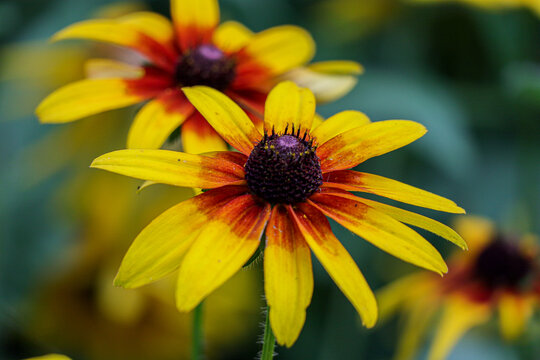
<box><xmin>25</xmin><ymin>355</ymin><xmax>71</xmax><ymax>360</ymax></box>
<box><xmin>90</xmin><ymin>81</ymin><xmax>465</xmax><ymax>347</ymax></box>
<box><xmin>377</xmin><ymin>215</ymin><xmax>540</xmax><ymax>360</ymax></box>
<box><xmin>36</xmin><ymin>0</ymin><xmax>363</xmax><ymax>154</ymax></box>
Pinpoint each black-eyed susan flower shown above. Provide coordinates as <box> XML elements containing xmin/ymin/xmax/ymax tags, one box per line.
<box><xmin>377</xmin><ymin>216</ymin><xmax>540</xmax><ymax>360</ymax></box>
<box><xmin>35</xmin><ymin>0</ymin><xmax>362</xmax><ymax>154</ymax></box>
<box><xmin>90</xmin><ymin>81</ymin><xmax>465</xmax><ymax>346</ymax></box>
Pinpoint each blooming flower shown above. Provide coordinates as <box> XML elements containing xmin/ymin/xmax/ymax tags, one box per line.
<box><xmin>36</xmin><ymin>0</ymin><xmax>362</xmax><ymax>154</ymax></box>
<box><xmin>90</xmin><ymin>81</ymin><xmax>465</xmax><ymax>346</ymax></box>
<box><xmin>377</xmin><ymin>216</ymin><xmax>540</xmax><ymax>360</ymax></box>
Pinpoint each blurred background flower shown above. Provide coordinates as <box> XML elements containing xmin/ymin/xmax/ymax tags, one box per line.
<box><xmin>1</xmin><ymin>0</ymin><xmax>539</xmax><ymax>359</ymax></box>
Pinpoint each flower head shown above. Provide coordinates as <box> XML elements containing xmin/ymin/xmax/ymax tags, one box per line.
<box><xmin>377</xmin><ymin>216</ymin><xmax>540</xmax><ymax>360</ymax></box>
<box><xmin>36</xmin><ymin>0</ymin><xmax>362</xmax><ymax>154</ymax></box>
<box><xmin>91</xmin><ymin>81</ymin><xmax>465</xmax><ymax>346</ymax></box>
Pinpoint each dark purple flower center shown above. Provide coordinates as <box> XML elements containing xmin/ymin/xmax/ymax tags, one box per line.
<box><xmin>244</xmin><ymin>129</ymin><xmax>323</xmax><ymax>204</ymax></box>
<box><xmin>175</xmin><ymin>44</ymin><xmax>236</xmax><ymax>90</ymax></box>
<box><xmin>473</xmin><ymin>237</ymin><xmax>533</xmax><ymax>289</ymax></box>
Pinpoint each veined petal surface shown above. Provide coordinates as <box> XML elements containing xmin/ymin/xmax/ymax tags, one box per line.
<box><xmin>323</xmin><ymin>170</ymin><xmax>465</xmax><ymax>213</ymax></box>
<box><xmin>115</xmin><ymin>186</ymin><xmax>247</xmax><ymax>288</ymax></box>
<box><xmin>317</xmin><ymin>120</ymin><xmax>427</xmax><ymax>172</ymax></box>
<box><xmin>265</xmin><ymin>205</ymin><xmax>313</xmax><ymax>347</ymax></box>
<box><xmin>289</xmin><ymin>203</ymin><xmax>378</xmax><ymax>328</ymax></box>
<box><xmin>309</xmin><ymin>193</ymin><xmax>448</xmax><ymax>274</ymax></box>
<box><xmin>36</xmin><ymin>79</ymin><xmax>146</xmax><ymax>123</ymax></box>
<box><xmin>264</xmin><ymin>81</ymin><xmax>315</xmax><ymax>134</ymax></box>
<box><xmin>183</xmin><ymin>86</ymin><xmax>261</xmax><ymax>155</ymax></box>
<box><xmin>176</xmin><ymin>194</ymin><xmax>271</xmax><ymax>310</ymax></box>
<box><xmin>91</xmin><ymin>149</ymin><xmax>245</xmax><ymax>188</ymax></box>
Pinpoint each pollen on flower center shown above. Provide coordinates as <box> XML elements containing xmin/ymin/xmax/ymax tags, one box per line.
<box><xmin>473</xmin><ymin>237</ymin><xmax>533</xmax><ymax>288</ymax></box>
<box><xmin>175</xmin><ymin>44</ymin><xmax>236</xmax><ymax>90</ymax></box>
<box><xmin>244</xmin><ymin>129</ymin><xmax>323</xmax><ymax>204</ymax></box>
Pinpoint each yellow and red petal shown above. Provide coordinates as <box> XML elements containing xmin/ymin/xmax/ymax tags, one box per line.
<box><xmin>114</xmin><ymin>186</ymin><xmax>248</xmax><ymax>288</ymax></box>
<box><xmin>183</xmin><ymin>86</ymin><xmax>261</xmax><ymax>155</ymax></box>
<box><xmin>175</xmin><ymin>194</ymin><xmax>271</xmax><ymax>311</ymax></box>
<box><xmin>90</xmin><ymin>149</ymin><xmax>245</xmax><ymax>188</ymax></box>
<box><xmin>357</xmin><ymin>197</ymin><xmax>467</xmax><ymax>250</ymax></box>
<box><xmin>311</xmin><ymin>110</ymin><xmax>370</xmax><ymax>146</ymax></box>
<box><xmin>317</xmin><ymin>120</ymin><xmax>427</xmax><ymax>172</ymax></box>
<box><xmin>127</xmin><ymin>88</ymin><xmax>195</xmax><ymax>149</ymax></box>
<box><xmin>85</xmin><ymin>58</ymin><xmax>144</xmax><ymax>79</ymax></box>
<box><xmin>323</xmin><ymin>170</ymin><xmax>465</xmax><ymax>213</ymax></box>
<box><xmin>52</xmin><ymin>18</ymin><xmax>177</xmax><ymax>72</ymax></box>
<box><xmin>228</xmin><ymin>89</ymin><xmax>267</xmax><ymax>121</ymax></box>
<box><xmin>283</xmin><ymin>61</ymin><xmax>363</xmax><ymax>104</ymax></box>
<box><xmin>498</xmin><ymin>292</ymin><xmax>534</xmax><ymax>341</ymax></box>
<box><xmin>201</xmin><ymin>151</ymin><xmax>248</xmax><ymax>167</ymax></box>
<box><xmin>237</xmin><ymin>25</ymin><xmax>315</xmax><ymax>77</ymax></box>
<box><xmin>171</xmin><ymin>0</ymin><xmax>219</xmax><ymax>51</ymax></box>
<box><xmin>212</xmin><ymin>21</ymin><xmax>253</xmax><ymax>54</ymax></box>
<box><xmin>263</xmin><ymin>81</ymin><xmax>315</xmax><ymax>134</ymax></box>
<box><xmin>36</xmin><ymin>78</ymin><xmax>147</xmax><ymax>123</ymax></box>
<box><xmin>309</xmin><ymin>193</ymin><xmax>448</xmax><ymax>274</ymax></box>
<box><xmin>265</xmin><ymin>205</ymin><xmax>314</xmax><ymax>347</ymax></box>
<box><xmin>288</xmin><ymin>203</ymin><xmax>378</xmax><ymax>328</ymax></box>
<box><xmin>181</xmin><ymin>112</ymin><xmax>228</xmax><ymax>154</ymax></box>
<box><xmin>125</xmin><ymin>66</ymin><xmax>175</xmax><ymax>98</ymax></box>
<box><xmin>427</xmin><ymin>296</ymin><xmax>491</xmax><ymax>360</ymax></box>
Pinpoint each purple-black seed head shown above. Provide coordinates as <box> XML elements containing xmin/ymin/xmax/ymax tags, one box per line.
<box><xmin>244</xmin><ymin>129</ymin><xmax>323</xmax><ymax>204</ymax></box>
<box><xmin>473</xmin><ymin>236</ymin><xmax>533</xmax><ymax>288</ymax></box>
<box><xmin>175</xmin><ymin>44</ymin><xmax>236</xmax><ymax>90</ymax></box>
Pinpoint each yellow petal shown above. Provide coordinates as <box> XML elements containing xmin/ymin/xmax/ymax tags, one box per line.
<box><xmin>376</xmin><ymin>272</ymin><xmax>434</xmax><ymax>320</ymax></box>
<box><xmin>289</xmin><ymin>203</ymin><xmax>378</xmax><ymax>328</ymax></box>
<box><xmin>308</xmin><ymin>60</ymin><xmax>364</xmax><ymax>75</ymax></box>
<box><xmin>85</xmin><ymin>58</ymin><xmax>144</xmax><ymax>79</ymax></box>
<box><xmin>309</xmin><ymin>193</ymin><xmax>448</xmax><ymax>274</ymax></box>
<box><xmin>91</xmin><ymin>149</ymin><xmax>245</xmax><ymax>188</ymax></box>
<box><xmin>115</xmin><ymin>186</ymin><xmax>248</xmax><ymax>288</ymax></box>
<box><xmin>52</xmin><ymin>19</ymin><xmax>176</xmax><ymax>71</ymax></box>
<box><xmin>265</xmin><ymin>205</ymin><xmax>313</xmax><ymax>347</ymax></box>
<box><xmin>127</xmin><ymin>90</ymin><xmax>194</xmax><ymax>149</ymax></box>
<box><xmin>36</xmin><ymin>79</ymin><xmax>145</xmax><ymax>123</ymax></box>
<box><xmin>317</xmin><ymin>120</ymin><xmax>427</xmax><ymax>172</ymax></box>
<box><xmin>241</xmin><ymin>25</ymin><xmax>315</xmax><ymax>75</ymax></box>
<box><xmin>453</xmin><ymin>216</ymin><xmax>495</xmax><ymax>254</ymax></box>
<box><xmin>212</xmin><ymin>21</ymin><xmax>253</xmax><ymax>53</ymax></box>
<box><xmin>284</xmin><ymin>61</ymin><xmax>363</xmax><ymax>103</ymax></box>
<box><xmin>176</xmin><ymin>195</ymin><xmax>271</xmax><ymax>310</ymax></box>
<box><xmin>25</xmin><ymin>355</ymin><xmax>71</xmax><ymax>360</ymax></box>
<box><xmin>498</xmin><ymin>292</ymin><xmax>534</xmax><ymax>341</ymax></box>
<box><xmin>118</xmin><ymin>11</ymin><xmax>174</xmax><ymax>45</ymax></box>
<box><xmin>323</xmin><ymin>171</ymin><xmax>465</xmax><ymax>214</ymax></box>
<box><xmin>183</xmin><ymin>86</ymin><xmax>261</xmax><ymax>155</ymax></box>
<box><xmin>264</xmin><ymin>81</ymin><xmax>315</xmax><ymax>134</ymax></box>
<box><xmin>171</xmin><ymin>0</ymin><xmax>219</xmax><ymax>50</ymax></box>
<box><xmin>357</xmin><ymin>197</ymin><xmax>467</xmax><ymax>249</ymax></box>
<box><xmin>181</xmin><ymin>113</ymin><xmax>228</xmax><ymax>154</ymax></box>
<box><xmin>311</xmin><ymin>110</ymin><xmax>370</xmax><ymax>145</ymax></box>
<box><xmin>428</xmin><ymin>296</ymin><xmax>490</xmax><ymax>360</ymax></box>
<box><xmin>395</xmin><ymin>299</ymin><xmax>438</xmax><ymax>360</ymax></box>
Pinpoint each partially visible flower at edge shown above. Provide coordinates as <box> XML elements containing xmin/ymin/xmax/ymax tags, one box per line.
<box><xmin>89</xmin><ymin>81</ymin><xmax>465</xmax><ymax>347</ymax></box>
<box><xmin>405</xmin><ymin>0</ymin><xmax>540</xmax><ymax>17</ymax></box>
<box><xmin>377</xmin><ymin>215</ymin><xmax>540</xmax><ymax>360</ymax></box>
<box><xmin>24</xmin><ymin>355</ymin><xmax>71</xmax><ymax>360</ymax></box>
<box><xmin>35</xmin><ymin>0</ymin><xmax>362</xmax><ymax>154</ymax></box>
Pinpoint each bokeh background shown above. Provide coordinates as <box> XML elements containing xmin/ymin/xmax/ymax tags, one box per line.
<box><xmin>1</xmin><ymin>0</ymin><xmax>539</xmax><ymax>359</ymax></box>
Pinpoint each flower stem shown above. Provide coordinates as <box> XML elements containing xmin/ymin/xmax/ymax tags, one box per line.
<box><xmin>191</xmin><ymin>301</ymin><xmax>204</xmax><ymax>360</ymax></box>
<box><xmin>261</xmin><ymin>308</ymin><xmax>276</xmax><ymax>360</ymax></box>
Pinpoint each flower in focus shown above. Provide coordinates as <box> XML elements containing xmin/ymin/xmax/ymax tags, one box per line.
<box><xmin>90</xmin><ymin>81</ymin><xmax>465</xmax><ymax>346</ymax></box>
<box><xmin>377</xmin><ymin>215</ymin><xmax>540</xmax><ymax>360</ymax></box>
<box><xmin>36</xmin><ymin>0</ymin><xmax>363</xmax><ymax>154</ymax></box>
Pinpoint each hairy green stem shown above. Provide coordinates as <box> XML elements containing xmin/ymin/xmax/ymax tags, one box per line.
<box><xmin>260</xmin><ymin>308</ymin><xmax>276</xmax><ymax>360</ymax></box>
